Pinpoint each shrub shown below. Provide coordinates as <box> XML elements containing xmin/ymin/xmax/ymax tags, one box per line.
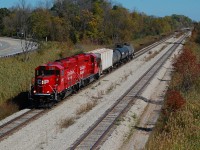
<box><xmin>59</xmin><ymin>117</ymin><xmax>75</xmax><ymax>129</ymax></box>
<box><xmin>165</xmin><ymin>90</ymin><xmax>186</xmax><ymax>112</ymax></box>
<box><xmin>173</xmin><ymin>48</ymin><xmax>200</xmax><ymax>91</ymax></box>
<box><xmin>76</xmin><ymin>100</ymin><xmax>98</xmax><ymax>115</ymax></box>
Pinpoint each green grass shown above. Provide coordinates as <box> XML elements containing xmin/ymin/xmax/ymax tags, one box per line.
<box><xmin>0</xmin><ymin>42</ymin><xmax>77</xmax><ymax>104</ymax></box>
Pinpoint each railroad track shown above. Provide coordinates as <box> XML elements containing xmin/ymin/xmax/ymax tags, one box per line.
<box><xmin>134</xmin><ymin>34</ymin><xmax>173</xmax><ymax>57</ymax></box>
<box><xmin>0</xmin><ymin>109</ymin><xmax>45</xmax><ymax>141</ymax></box>
<box><xmin>0</xmin><ymin>33</ymin><xmax>176</xmax><ymax>142</ymax></box>
<box><xmin>70</xmin><ymin>33</ymin><xmax>188</xmax><ymax>150</ymax></box>
<box><xmin>94</xmin><ymin>34</ymin><xmax>174</xmax><ymax>83</ymax></box>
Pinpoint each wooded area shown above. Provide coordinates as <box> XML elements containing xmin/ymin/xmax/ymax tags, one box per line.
<box><xmin>0</xmin><ymin>0</ymin><xmax>193</xmax><ymax>44</ymax></box>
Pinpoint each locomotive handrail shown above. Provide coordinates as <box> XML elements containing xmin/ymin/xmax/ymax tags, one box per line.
<box><xmin>48</xmin><ymin>84</ymin><xmax>57</xmax><ymax>94</ymax></box>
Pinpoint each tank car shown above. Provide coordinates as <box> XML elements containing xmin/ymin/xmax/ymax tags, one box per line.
<box><xmin>113</xmin><ymin>43</ymin><xmax>135</xmax><ymax>66</ymax></box>
<box><xmin>123</xmin><ymin>43</ymin><xmax>135</xmax><ymax>59</ymax></box>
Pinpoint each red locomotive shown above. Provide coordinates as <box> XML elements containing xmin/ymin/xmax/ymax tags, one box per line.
<box><xmin>30</xmin><ymin>53</ymin><xmax>100</xmax><ymax>107</ymax></box>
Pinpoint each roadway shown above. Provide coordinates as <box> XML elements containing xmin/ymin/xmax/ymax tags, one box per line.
<box><xmin>0</xmin><ymin>37</ymin><xmax>37</xmax><ymax>58</ymax></box>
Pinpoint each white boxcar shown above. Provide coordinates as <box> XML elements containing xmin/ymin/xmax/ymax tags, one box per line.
<box><xmin>89</xmin><ymin>48</ymin><xmax>113</xmax><ymax>74</ymax></box>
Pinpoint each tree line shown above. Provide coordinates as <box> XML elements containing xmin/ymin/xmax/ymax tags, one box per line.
<box><xmin>0</xmin><ymin>0</ymin><xmax>193</xmax><ymax>44</ymax></box>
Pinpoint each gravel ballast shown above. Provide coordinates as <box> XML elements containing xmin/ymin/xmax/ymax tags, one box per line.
<box><xmin>100</xmin><ymin>37</ymin><xmax>185</xmax><ymax>150</ymax></box>
<box><xmin>0</xmin><ymin>36</ymin><xmax>182</xmax><ymax>150</ymax></box>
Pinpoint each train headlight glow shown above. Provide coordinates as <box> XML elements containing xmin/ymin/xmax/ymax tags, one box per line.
<box><xmin>33</xmin><ymin>90</ymin><xmax>36</xmax><ymax>94</ymax></box>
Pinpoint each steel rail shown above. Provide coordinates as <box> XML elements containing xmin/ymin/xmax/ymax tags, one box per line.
<box><xmin>70</xmin><ymin>33</ymin><xmax>188</xmax><ymax>150</ymax></box>
<box><xmin>134</xmin><ymin>35</ymin><xmax>173</xmax><ymax>57</ymax></box>
<box><xmin>69</xmin><ymin>34</ymin><xmax>174</xmax><ymax>98</ymax></box>
<box><xmin>0</xmin><ymin>109</ymin><xmax>45</xmax><ymax>141</ymax></box>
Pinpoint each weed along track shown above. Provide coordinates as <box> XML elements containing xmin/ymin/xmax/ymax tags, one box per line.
<box><xmin>0</xmin><ymin>109</ymin><xmax>45</xmax><ymax>141</ymax></box>
<box><xmin>70</xmin><ymin>33</ymin><xmax>189</xmax><ymax>150</ymax></box>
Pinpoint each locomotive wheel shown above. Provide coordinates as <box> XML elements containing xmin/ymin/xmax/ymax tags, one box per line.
<box><xmin>47</xmin><ymin>102</ymin><xmax>54</xmax><ymax>108</ymax></box>
<box><xmin>32</xmin><ymin>100</ymin><xmax>40</xmax><ymax>108</ymax></box>
<box><xmin>95</xmin><ymin>73</ymin><xmax>100</xmax><ymax>80</ymax></box>
<box><xmin>73</xmin><ymin>84</ymin><xmax>80</xmax><ymax>93</ymax></box>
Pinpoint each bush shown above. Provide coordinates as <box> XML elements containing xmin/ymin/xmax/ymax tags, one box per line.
<box><xmin>59</xmin><ymin>117</ymin><xmax>75</xmax><ymax>129</ymax></box>
<box><xmin>165</xmin><ymin>90</ymin><xmax>186</xmax><ymax>112</ymax></box>
<box><xmin>173</xmin><ymin>48</ymin><xmax>200</xmax><ymax>91</ymax></box>
<box><xmin>195</xmin><ymin>34</ymin><xmax>200</xmax><ymax>44</ymax></box>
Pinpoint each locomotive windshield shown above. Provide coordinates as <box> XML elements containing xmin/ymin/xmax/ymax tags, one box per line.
<box><xmin>36</xmin><ymin>69</ymin><xmax>60</xmax><ymax>76</ymax></box>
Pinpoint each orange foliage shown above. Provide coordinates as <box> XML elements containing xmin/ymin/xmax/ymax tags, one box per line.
<box><xmin>173</xmin><ymin>48</ymin><xmax>200</xmax><ymax>90</ymax></box>
<box><xmin>165</xmin><ymin>90</ymin><xmax>185</xmax><ymax>112</ymax></box>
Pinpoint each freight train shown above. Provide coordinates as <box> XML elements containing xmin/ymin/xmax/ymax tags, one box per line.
<box><xmin>29</xmin><ymin>43</ymin><xmax>134</xmax><ymax>107</ymax></box>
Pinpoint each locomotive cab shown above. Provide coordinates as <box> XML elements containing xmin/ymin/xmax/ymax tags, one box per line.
<box><xmin>30</xmin><ymin>53</ymin><xmax>101</xmax><ymax>108</ymax></box>
<box><xmin>31</xmin><ymin>64</ymin><xmax>64</xmax><ymax>106</ymax></box>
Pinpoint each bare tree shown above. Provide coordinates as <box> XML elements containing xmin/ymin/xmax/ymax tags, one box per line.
<box><xmin>17</xmin><ymin>0</ymin><xmax>37</xmax><ymax>61</ymax></box>
<box><xmin>36</xmin><ymin>0</ymin><xmax>53</xmax><ymax>9</ymax></box>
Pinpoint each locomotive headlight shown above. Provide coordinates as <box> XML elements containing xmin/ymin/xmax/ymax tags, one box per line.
<box><xmin>33</xmin><ymin>90</ymin><xmax>36</xmax><ymax>94</ymax></box>
<box><xmin>47</xmin><ymin>91</ymin><xmax>49</xmax><ymax>94</ymax></box>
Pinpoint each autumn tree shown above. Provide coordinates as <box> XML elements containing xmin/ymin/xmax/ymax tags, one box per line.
<box><xmin>15</xmin><ymin>0</ymin><xmax>37</xmax><ymax>61</ymax></box>
<box><xmin>0</xmin><ymin>0</ymin><xmax>193</xmax><ymax>45</ymax></box>
<box><xmin>50</xmin><ymin>16</ymin><xmax>70</xmax><ymax>41</ymax></box>
<box><xmin>0</xmin><ymin>8</ymin><xmax>10</xmax><ymax>35</ymax></box>
<box><xmin>29</xmin><ymin>9</ymin><xmax>51</xmax><ymax>40</ymax></box>
<box><xmin>3</xmin><ymin>13</ymin><xmax>17</xmax><ymax>36</ymax></box>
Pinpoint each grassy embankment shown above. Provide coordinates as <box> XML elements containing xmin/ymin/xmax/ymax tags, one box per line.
<box><xmin>146</xmin><ymin>31</ymin><xmax>200</xmax><ymax>149</ymax></box>
<box><xmin>0</xmin><ymin>35</ymin><xmax>163</xmax><ymax>120</ymax></box>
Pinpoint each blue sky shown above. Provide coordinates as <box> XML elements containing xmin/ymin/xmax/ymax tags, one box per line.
<box><xmin>0</xmin><ymin>0</ymin><xmax>45</xmax><ymax>8</ymax></box>
<box><xmin>114</xmin><ymin>0</ymin><xmax>200</xmax><ymax>21</ymax></box>
<box><xmin>0</xmin><ymin>0</ymin><xmax>199</xmax><ymax>21</ymax></box>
